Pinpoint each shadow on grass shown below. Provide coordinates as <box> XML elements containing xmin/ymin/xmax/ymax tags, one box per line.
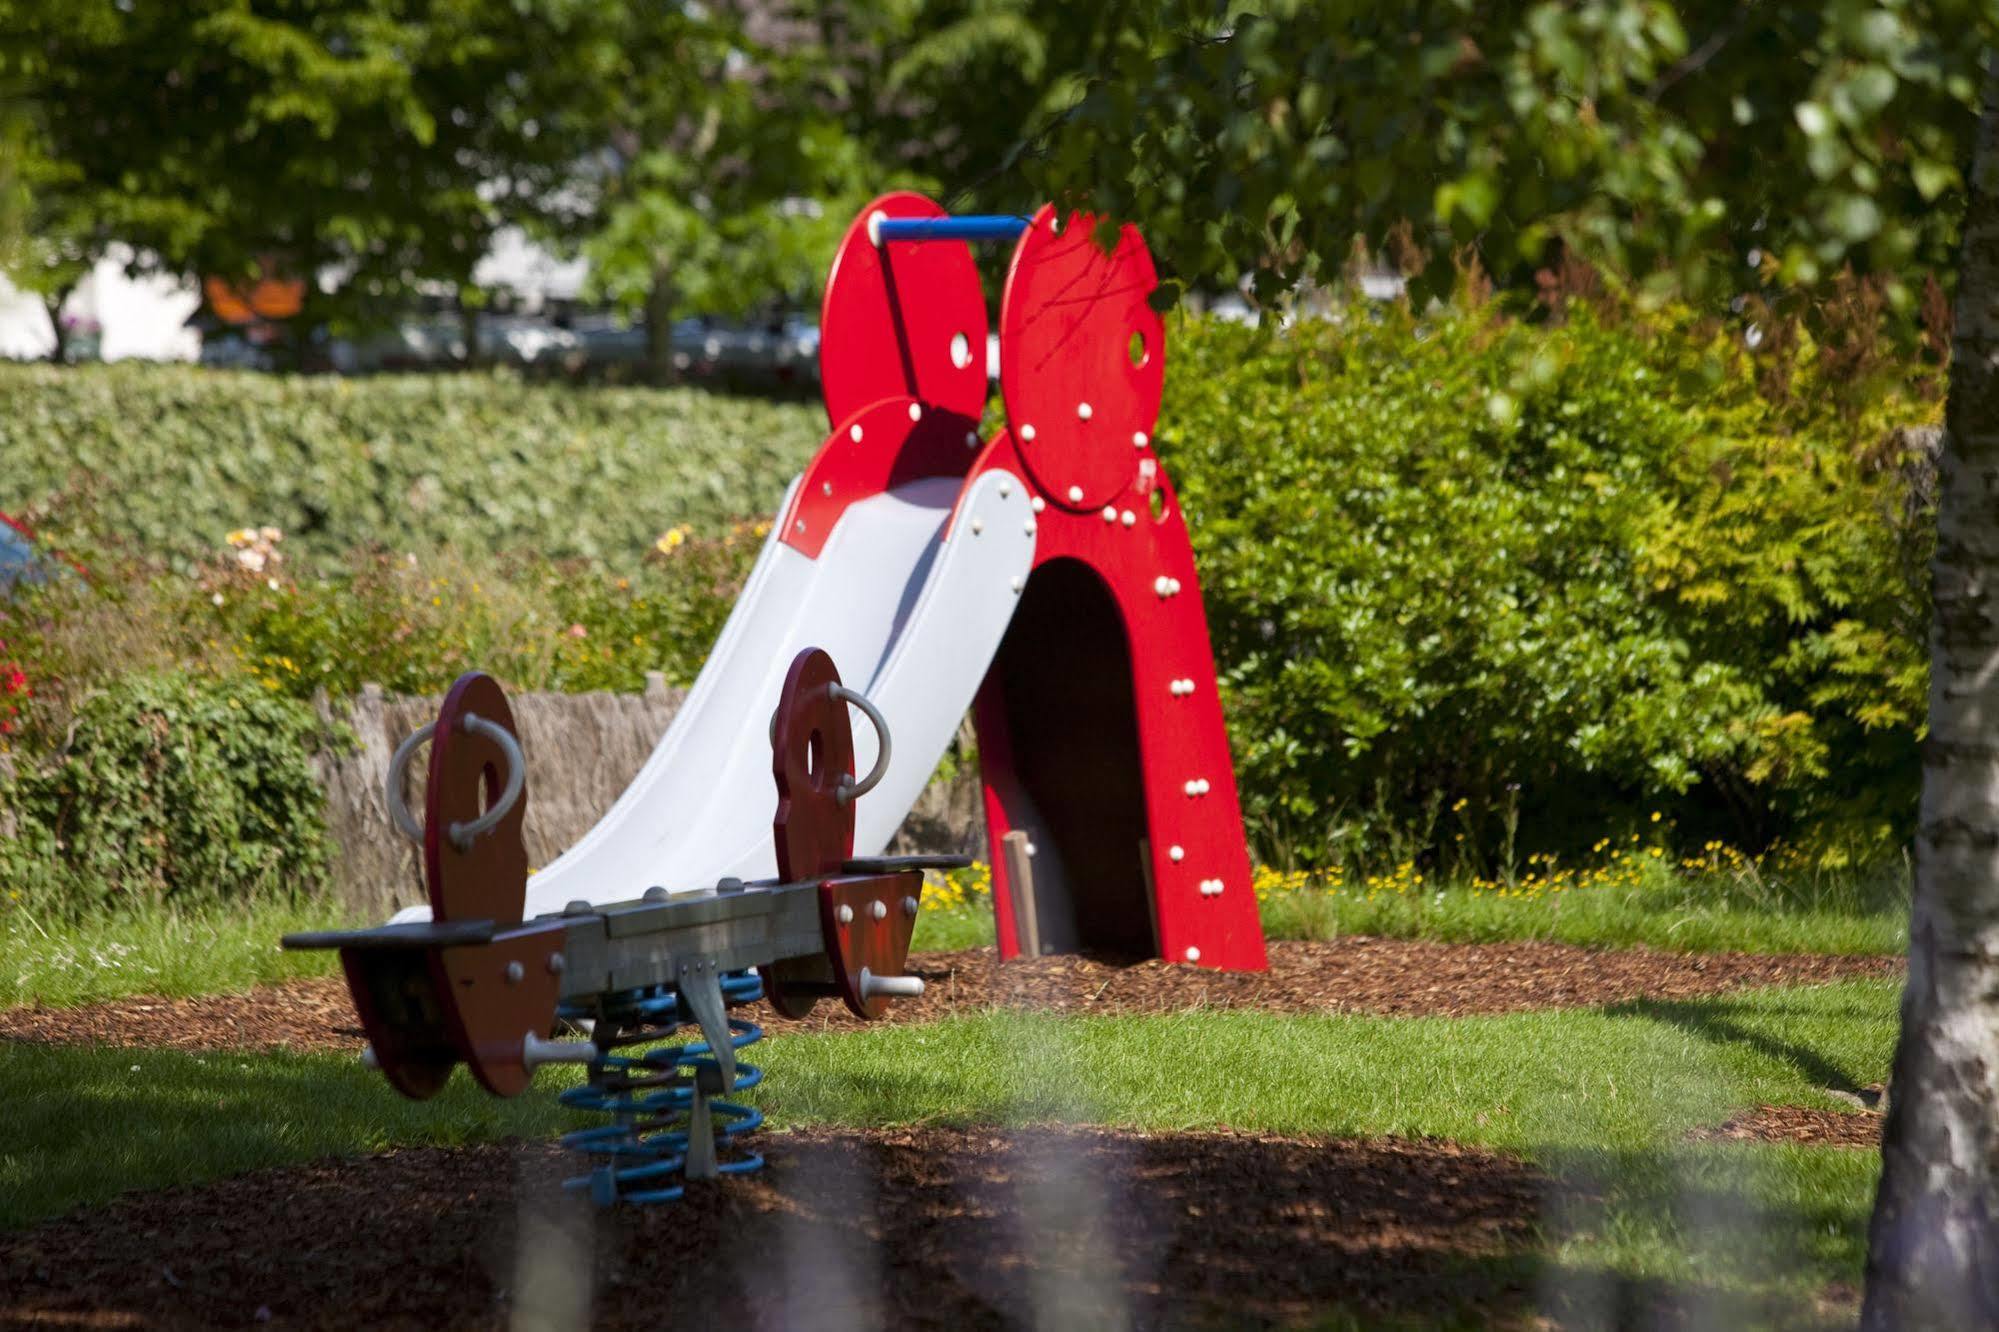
<box><xmin>0</xmin><ymin>1041</ymin><xmax>564</xmax><ymax>1230</ymax></box>
<box><xmin>1603</xmin><ymin>995</ymin><xmax>1875</xmax><ymax>1095</ymax></box>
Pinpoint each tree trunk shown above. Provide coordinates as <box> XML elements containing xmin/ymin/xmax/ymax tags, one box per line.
<box><xmin>42</xmin><ymin>291</ymin><xmax>67</xmax><ymax>364</ymax></box>
<box><xmin>643</xmin><ymin>262</ymin><xmax>677</xmax><ymax>384</ymax></box>
<box><xmin>1862</xmin><ymin>56</ymin><xmax>1999</xmax><ymax>1330</ymax></box>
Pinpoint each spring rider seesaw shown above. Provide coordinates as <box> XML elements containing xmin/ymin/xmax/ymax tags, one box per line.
<box><xmin>286</xmin><ymin>649</ymin><xmax>946</xmax><ymax>1204</ymax></box>
<box><xmin>286</xmin><ymin>194</ymin><xmax>1270</xmax><ymax>1206</ymax></box>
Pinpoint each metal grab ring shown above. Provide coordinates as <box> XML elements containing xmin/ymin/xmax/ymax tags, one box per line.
<box><xmin>383</xmin><ymin>713</ymin><xmax>527</xmax><ymax>851</ymax></box>
<box><xmin>830</xmin><ymin>684</ymin><xmax>890</xmax><ymax>805</ymax></box>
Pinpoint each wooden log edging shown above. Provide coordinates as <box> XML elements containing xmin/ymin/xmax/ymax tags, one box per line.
<box><xmin>311</xmin><ymin>677</ymin><xmax>984</xmax><ymax>918</ymax></box>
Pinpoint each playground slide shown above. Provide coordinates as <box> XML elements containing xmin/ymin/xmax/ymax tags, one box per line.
<box><xmin>395</xmin><ymin>463</ymin><xmax>1035</xmax><ymax>922</ymax></box>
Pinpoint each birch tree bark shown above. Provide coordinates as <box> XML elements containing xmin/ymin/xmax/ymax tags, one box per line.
<box><xmin>1862</xmin><ymin>56</ymin><xmax>1999</xmax><ymax>1331</ymax></box>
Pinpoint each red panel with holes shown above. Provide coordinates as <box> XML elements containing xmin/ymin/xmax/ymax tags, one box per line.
<box><xmin>778</xmin><ymin>397</ymin><xmax>983</xmax><ymax>558</ymax></box>
<box><xmin>799</xmin><ymin>192</ymin><xmax>1264</xmax><ymax>972</ymax></box>
<box><xmin>967</xmin><ymin>432</ymin><xmax>1265</xmax><ymax>972</ymax></box>
<box><xmin>819</xmin><ymin>191</ymin><xmax>990</xmax><ymax>428</ymax></box>
<box><xmin>998</xmin><ymin>206</ymin><xmax>1166</xmax><ymax>513</ymax></box>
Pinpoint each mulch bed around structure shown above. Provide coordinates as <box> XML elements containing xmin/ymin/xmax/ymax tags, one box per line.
<box><xmin>0</xmin><ymin>939</ymin><xmax>1901</xmax><ymax>1054</ymax></box>
<box><xmin>1687</xmin><ymin>1104</ymin><xmax>1883</xmax><ymax>1148</ymax></box>
<box><xmin>0</xmin><ymin>1127</ymin><xmax>1548</xmax><ymax>1330</ymax></box>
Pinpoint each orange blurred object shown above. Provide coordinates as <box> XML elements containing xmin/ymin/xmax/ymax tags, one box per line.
<box><xmin>203</xmin><ymin>269</ymin><xmax>305</xmax><ymax>324</ymax></box>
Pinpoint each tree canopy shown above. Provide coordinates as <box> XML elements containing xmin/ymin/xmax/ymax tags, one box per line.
<box><xmin>1011</xmin><ymin>2</ymin><xmax>1999</xmax><ymax>311</ymax></box>
<box><xmin>4</xmin><ymin>2</ymin><xmax>1995</xmax><ymax>339</ymax></box>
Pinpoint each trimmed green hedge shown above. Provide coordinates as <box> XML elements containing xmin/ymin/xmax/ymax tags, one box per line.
<box><xmin>1161</xmin><ymin>306</ymin><xmax>1934</xmax><ymax>868</ymax></box>
<box><xmin>0</xmin><ymin>364</ymin><xmax>826</xmax><ymax>567</ymax></box>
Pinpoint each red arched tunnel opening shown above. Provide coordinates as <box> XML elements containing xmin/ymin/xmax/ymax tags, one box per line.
<box><xmin>975</xmin><ymin>557</ymin><xmax>1157</xmax><ymax>958</ymax></box>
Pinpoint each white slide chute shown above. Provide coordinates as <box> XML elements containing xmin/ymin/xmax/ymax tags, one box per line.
<box><xmin>396</xmin><ymin>467</ymin><xmax>1033</xmax><ymax>922</ymax></box>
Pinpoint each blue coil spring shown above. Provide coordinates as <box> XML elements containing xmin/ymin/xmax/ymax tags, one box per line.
<box><xmin>555</xmin><ymin>969</ymin><xmax>765</xmax><ymax>1206</ymax></box>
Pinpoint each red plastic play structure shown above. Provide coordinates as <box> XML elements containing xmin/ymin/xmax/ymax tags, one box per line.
<box><xmin>286</xmin><ymin>193</ymin><xmax>1268</xmax><ymax>1206</ymax></box>
<box><xmin>800</xmin><ymin>194</ymin><xmax>1266</xmax><ymax>972</ymax></box>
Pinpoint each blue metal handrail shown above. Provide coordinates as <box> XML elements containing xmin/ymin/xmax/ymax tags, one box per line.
<box><xmin>872</xmin><ymin>214</ymin><xmax>1030</xmax><ymax>244</ymax></box>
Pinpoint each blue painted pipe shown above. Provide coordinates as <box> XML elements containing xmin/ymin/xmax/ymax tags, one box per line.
<box><xmin>873</xmin><ymin>214</ymin><xmax>1029</xmax><ymax>244</ymax></box>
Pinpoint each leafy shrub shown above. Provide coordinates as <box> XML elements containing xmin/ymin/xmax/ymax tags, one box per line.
<box><xmin>193</xmin><ymin>520</ymin><xmax>763</xmax><ymax>699</ymax></box>
<box><xmin>0</xmin><ymin>640</ymin><xmax>27</xmax><ymax>738</ymax></box>
<box><xmin>1160</xmin><ymin>304</ymin><xmax>1935</xmax><ymax>870</ymax></box>
<box><xmin>0</xmin><ymin>671</ymin><xmax>337</xmax><ymax>915</ymax></box>
<box><xmin>0</xmin><ymin>364</ymin><xmax>825</xmax><ymax>569</ymax></box>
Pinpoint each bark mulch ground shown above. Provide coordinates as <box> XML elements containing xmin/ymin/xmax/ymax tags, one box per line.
<box><xmin>0</xmin><ymin>1127</ymin><xmax>1549</xmax><ymax>1330</ymax></box>
<box><xmin>1688</xmin><ymin>1104</ymin><xmax>1883</xmax><ymax>1148</ymax></box>
<box><xmin>0</xmin><ymin>939</ymin><xmax>1902</xmax><ymax>1054</ymax></box>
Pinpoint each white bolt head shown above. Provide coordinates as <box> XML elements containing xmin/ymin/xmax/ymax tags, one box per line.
<box><xmin>1120</xmin><ymin>509</ymin><xmax>1136</xmax><ymax>527</ymax></box>
<box><xmin>1102</xmin><ymin>506</ymin><xmax>1117</xmax><ymax>523</ymax></box>
<box><xmin>821</xmin><ymin>481</ymin><xmax>833</xmax><ymax>496</ymax></box>
<box><xmin>1026</xmin><ymin>841</ymin><xmax>1038</xmax><ymax>856</ymax></box>
<box><xmin>1154</xmin><ymin>575</ymin><xmax>1172</xmax><ymax>597</ymax></box>
<box><xmin>1169</xmin><ymin>845</ymin><xmax>1185</xmax><ymax>862</ymax></box>
<box><xmin>867</xmin><ymin>210</ymin><xmax>888</xmax><ymax>246</ymax></box>
<box><xmin>870</xmin><ymin>899</ymin><xmax>888</xmax><ymax>921</ymax></box>
<box><xmin>908</xmin><ymin>402</ymin><xmax>923</xmax><ymax>422</ymax></box>
<box><xmin>1031</xmin><ymin>496</ymin><xmax>1046</xmax><ymax>512</ymax></box>
<box><xmin>505</xmin><ymin>960</ymin><xmax>525</xmax><ymax>984</ymax></box>
<box><xmin>1021</xmin><ymin>423</ymin><xmax>1038</xmax><ymax>442</ymax></box>
<box><xmin>794</xmin><ymin>519</ymin><xmax>806</xmax><ymax>533</ymax></box>
<box><xmin>971</xmin><ymin>517</ymin><xmax>985</xmax><ymax>535</ymax></box>
<box><xmin>1184</xmin><ymin>946</ymin><xmax>1202</xmax><ymax>963</ymax></box>
<box><xmin>849</xmin><ymin>423</ymin><xmax>864</xmax><ymax>443</ymax></box>
<box><xmin>998</xmin><ymin>481</ymin><xmax>1011</xmax><ymax>498</ymax></box>
<box><xmin>1023</xmin><ymin>519</ymin><xmax>1037</xmax><ymax>536</ymax></box>
<box><xmin>1169</xmin><ymin>578</ymin><xmax>1184</xmax><ymax>595</ymax></box>
<box><xmin>1184</xmin><ymin>780</ymin><xmax>1200</xmax><ymax>796</ymax></box>
<box><xmin>1134</xmin><ymin>431</ymin><xmax>1149</xmax><ymax>448</ymax></box>
<box><xmin>1077</xmin><ymin>401</ymin><xmax>1094</xmax><ymax>420</ymax></box>
<box><xmin>1199</xmin><ymin>779</ymin><xmax>1213</xmax><ymax>794</ymax></box>
<box><xmin>1067</xmin><ymin>485</ymin><xmax>1084</xmax><ymax>503</ymax></box>
<box><xmin>903</xmin><ymin>896</ymin><xmax>920</xmax><ymax>916</ymax></box>
<box><xmin>837</xmin><ymin>904</ymin><xmax>854</xmax><ymax>925</ymax></box>
<box><xmin>1010</xmin><ymin>575</ymin><xmax>1024</xmax><ymax>592</ymax></box>
<box><xmin>547</xmin><ymin>952</ymin><xmax>566</xmax><ymax>974</ymax></box>
<box><xmin>965</xmin><ymin>431</ymin><xmax>980</xmax><ymax>449</ymax></box>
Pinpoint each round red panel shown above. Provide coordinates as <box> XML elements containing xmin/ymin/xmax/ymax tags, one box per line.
<box><xmin>999</xmin><ymin>206</ymin><xmax>1165</xmax><ymax>512</ymax></box>
<box><xmin>423</xmin><ymin>672</ymin><xmax>528</xmax><ymax>926</ymax></box>
<box><xmin>820</xmin><ymin>191</ymin><xmax>990</xmax><ymax>427</ymax></box>
<box><xmin>771</xmin><ymin>648</ymin><xmax>857</xmax><ymax>881</ymax></box>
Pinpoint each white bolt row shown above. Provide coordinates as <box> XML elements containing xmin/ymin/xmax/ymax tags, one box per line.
<box><xmin>1198</xmin><ymin>878</ymin><xmax>1225</xmax><ymax>897</ymax></box>
<box><xmin>1183</xmin><ymin>777</ymin><xmax>1212</xmax><ymax>796</ymax></box>
<box><xmin>1154</xmin><ymin>575</ymin><xmax>1183</xmax><ymax>598</ymax></box>
<box><xmin>1168</xmin><ymin>678</ymin><xmax>1196</xmax><ymax>696</ymax></box>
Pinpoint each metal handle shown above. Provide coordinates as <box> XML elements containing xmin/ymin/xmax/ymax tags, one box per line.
<box><xmin>831</xmin><ymin>684</ymin><xmax>890</xmax><ymax>805</ymax></box>
<box><xmin>384</xmin><ymin>712</ymin><xmax>526</xmax><ymax>851</ymax></box>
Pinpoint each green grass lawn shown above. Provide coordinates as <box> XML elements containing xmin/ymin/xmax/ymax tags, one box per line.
<box><xmin>0</xmin><ymin>898</ymin><xmax>345</xmax><ymax>1010</ymax></box>
<box><xmin>913</xmin><ymin>869</ymin><xmax>1910</xmax><ymax>957</ymax></box>
<box><xmin>2</xmin><ymin>977</ymin><xmax>1899</xmax><ymax>1322</ymax></box>
<box><xmin>0</xmin><ymin>854</ymin><xmax>1908</xmax><ymax>1012</ymax></box>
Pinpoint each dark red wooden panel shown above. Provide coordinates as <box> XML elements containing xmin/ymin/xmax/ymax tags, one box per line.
<box><xmin>771</xmin><ymin>647</ymin><xmax>856</xmax><ymax>880</ymax></box>
<box><xmin>998</xmin><ymin>206</ymin><xmax>1165</xmax><ymax>512</ymax></box>
<box><xmin>818</xmin><ymin>872</ymin><xmax>923</xmax><ymax>1019</ymax></box>
<box><xmin>423</xmin><ymin>672</ymin><xmax>528</xmax><ymax>927</ymax></box>
<box><xmin>820</xmin><ymin>191</ymin><xmax>990</xmax><ymax>427</ymax></box>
